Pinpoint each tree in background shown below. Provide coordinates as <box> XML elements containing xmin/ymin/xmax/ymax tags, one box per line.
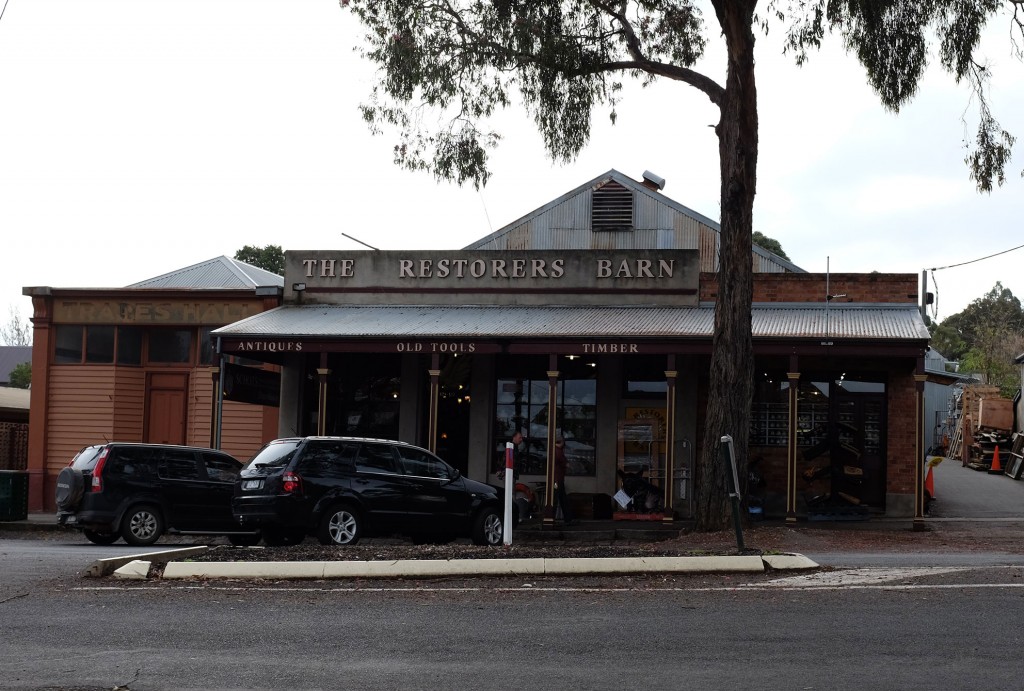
<box><xmin>8</xmin><ymin>362</ymin><xmax>31</xmax><ymax>389</ymax></box>
<box><xmin>930</xmin><ymin>282</ymin><xmax>1024</xmax><ymax>396</ymax></box>
<box><xmin>234</xmin><ymin>245</ymin><xmax>285</xmax><ymax>276</ymax></box>
<box><xmin>1</xmin><ymin>306</ymin><xmax>31</xmax><ymax>346</ymax></box>
<box><xmin>342</xmin><ymin>0</ymin><xmax>1021</xmax><ymax>529</ymax></box>
<box><xmin>752</xmin><ymin>232</ymin><xmax>789</xmax><ymax>261</ymax></box>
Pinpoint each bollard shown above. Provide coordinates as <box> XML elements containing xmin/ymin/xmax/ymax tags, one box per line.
<box><xmin>503</xmin><ymin>442</ymin><xmax>514</xmax><ymax>545</ymax></box>
<box><xmin>720</xmin><ymin>435</ymin><xmax>745</xmax><ymax>551</ymax></box>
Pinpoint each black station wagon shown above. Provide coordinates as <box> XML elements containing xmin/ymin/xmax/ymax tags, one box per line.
<box><xmin>232</xmin><ymin>437</ymin><xmax>509</xmax><ymax>546</ymax></box>
<box><xmin>55</xmin><ymin>443</ymin><xmax>260</xmax><ymax>546</ymax></box>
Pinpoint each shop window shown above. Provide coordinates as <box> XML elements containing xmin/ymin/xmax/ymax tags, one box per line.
<box><xmin>148</xmin><ymin>328</ymin><xmax>193</xmax><ymax>364</ymax></box>
<box><xmin>623</xmin><ymin>355</ymin><xmax>669</xmax><ymax>398</ymax></box>
<box><xmin>318</xmin><ymin>354</ymin><xmax>402</xmax><ymax>440</ymax></box>
<box><xmin>54</xmin><ymin>326</ymin><xmax>83</xmax><ymax>364</ymax></box>
<box><xmin>495</xmin><ymin>360</ymin><xmax>596</xmax><ymax>477</ymax></box>
<box><xmin>750</xmin><ymin>375</ymin><xmax>831</xmax><ymax>448</ymax></box>
<box><xmin>198</xmin><ymin>327</ymin><xmax>216</xmax><ymax>366</ymax></box>
<box><xmin>85</xmin><ymin>326</ymin><xmax>115</xmax><ymax>364</ymax></box>
<box><xmin>117</xmin><ymin>327</ymin><xmax>143</xmax><ymax>365</ymax></box>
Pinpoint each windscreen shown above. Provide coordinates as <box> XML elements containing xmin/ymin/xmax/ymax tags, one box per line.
<box><xmin>245</xmin><ymin>440</ymin><xmax>301</xmax><ymax>469</ymax></box>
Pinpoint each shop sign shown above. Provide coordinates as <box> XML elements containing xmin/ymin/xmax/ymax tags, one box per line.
<box><xmin>222</xmin><ymin>362</ymin><xmax>280</xmax><ymax>407</ymax></box>
<box><xmin>395</xmin><ymin>342</ymin><xmax>477</xmax><ymax>353</ymax></box>
<box><xmin>54</xmin><ymin>300</ymin><xmax>262</xmax><ymax>325</ymax></box>
<box><xmin>234</xmin><ymin>340</ymin><xmax>304</xmax><ymax>353</ymax></box>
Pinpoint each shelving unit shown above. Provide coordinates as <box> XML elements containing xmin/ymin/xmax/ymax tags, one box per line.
<box><xmin>750</xmin><ymin>402</ymin><xmax>828</xmax><ymax>447</ymax></box>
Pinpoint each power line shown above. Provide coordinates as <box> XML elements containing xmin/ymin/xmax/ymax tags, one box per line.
<box><xmin>927</xmin><ymin>242</ymin><xmax>1024</xmax><ymax>272</ymax></box>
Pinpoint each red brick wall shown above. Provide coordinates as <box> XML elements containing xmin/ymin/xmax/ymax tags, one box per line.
<box><xmin>700</xmin><ymin>273</ymin><xmax>919</xmax><ymax>304</ymax></box>
<box><xmin>886</xmin><ymin>371</ymin><xmax>918</xmax><ymax>495</ymax></box>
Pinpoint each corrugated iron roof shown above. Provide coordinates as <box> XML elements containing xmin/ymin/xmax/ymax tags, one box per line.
<box><xmin>214</xmin><ymin>303</ymin><xmax>929</xmax><ymax>341</ymax></box>
<box><xmin>128</xmin><ymin>256</ymin><xmax>284</xmax><ymax>289</ymax></box>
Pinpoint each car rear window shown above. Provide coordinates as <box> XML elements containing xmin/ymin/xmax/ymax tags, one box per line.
<box><xmin>70</xmin><ymin>446</ymin><xmax>105</xmax><ymax>470</ymax></box>
<box><xmin>246</xmin><ymin>440</ymin><xmax>301</xmax><ymax>469</ymax></box>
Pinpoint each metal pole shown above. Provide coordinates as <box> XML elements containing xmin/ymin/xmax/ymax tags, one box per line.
<box><xmin>215</xmin><ymin>339</ymin><xmax>225</xmax><ymax>450</ymax></box>
<box><xmin>503</xmin><ymin>442</ymin><xmax>514</xmax><ymax>545</ymax></box>
<box><xmin>721</xmin><ymin>435</ymin><xmax>745</xmax><ymax>551</ymax></box>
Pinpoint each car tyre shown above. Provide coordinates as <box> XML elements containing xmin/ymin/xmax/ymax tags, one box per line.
<box><xmin>83</xmin><ymin>529</ymin><xmax>119</xmax><ymax>545</ymax></box>
<box><xmin>471</xmin><ymin>506</ymin><xmax>503</xmax><ymax>546</ymax></box>
<box><xmin>55</xmin><ymin>467</ymin><xmax>85</xmax><ymax>510</ymax></box>
<box><xmin>318</xmin><ymin>504</ymin><xmax>363</xmax><ymax>546</ymax></box>
<box><xmin>120</xmin><ymin>504</ymin><xmax>164</xmax><ymax>546</ymax></box>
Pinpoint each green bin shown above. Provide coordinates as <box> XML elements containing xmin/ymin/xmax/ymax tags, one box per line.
<box><xmin>0</xmin><ymin>470</ymin><xmax>29</xmax><ymax>521</ymax></box>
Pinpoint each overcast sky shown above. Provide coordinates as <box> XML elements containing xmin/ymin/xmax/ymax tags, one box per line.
<box><xmin>2</xmin><ymin>0</ymin><xmax>1022</xmax><ymax>331</ymax></box>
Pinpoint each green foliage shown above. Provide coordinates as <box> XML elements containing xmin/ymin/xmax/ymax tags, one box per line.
<box><xmin>752</xmin><ymin>231</ymin><xmax>789</xmax><ymax>260</ymax></box>
<box><xmin>345</xmin><ymin>0</ymin><xmax>1019</xmax><ymax>191</ymax></box>
<box><xmin>234</xmin><ymin>245</ymin><xmax>285</xmax><ymax>276</ymax></box>
<box><xmin>933</xmin><ymin>282</ymin><xmax>1024</xmax><ymax>395</ymax></box>
<box><xmin>8</xmin><ymin>362</ymin><xmax>31</xmax><ymax>389</ymax></box>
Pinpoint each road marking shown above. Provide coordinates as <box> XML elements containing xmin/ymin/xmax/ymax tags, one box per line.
<box><xmin>71</xmin><ymin>566</ymin><xmax>1024</xmax><ymax>595</ymax></box>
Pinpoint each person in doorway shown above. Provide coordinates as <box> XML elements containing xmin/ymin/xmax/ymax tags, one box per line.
<box><xmin>553</xmin><ymin>435</ymin><xmax>575</xmax><ymax>526</ymax></box>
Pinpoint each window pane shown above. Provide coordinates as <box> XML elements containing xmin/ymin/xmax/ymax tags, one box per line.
<box><xmin>199</xmin><ymin>327</ymin><xmax>216</xmax><ymax>365</ymax></box>
<box><xmin>117</xmin><ymin>327</ymin><xmax>143</xmax><ymax>365</ymax></box>
<box><xmin>54</xmin><ymin>326</ymin><xmax>83</xmax><ymax>364</ymax></box>
<box><xmin>149</xmin><ymin>329</ymin><xmax>193</xmax><ymax>363</ymax></box>
<box><xmin>355</xmin><ymin>444</ymin><xmax>398</xmax><ymax>473</ymax></box>
<box><xmin>157</xmin><ymin>450</ymin><xmax>201</xmax><ymax>480</ymax></box>
<box><xmin>85</xmin><ymin>326</ymin><xmax>115</xmax><ymax>363</ymax></box>
<box><xmin>398</xmin><ymin>447</ymin><xmax>451</xmax><ymax>479</ymax></box>
<box><xmin>202</xmin><ymin>453</ymin><xmax>242</xmax><ymax>483</ymax></box>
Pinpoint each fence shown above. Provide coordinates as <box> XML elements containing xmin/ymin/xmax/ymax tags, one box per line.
<box><xmin>0</xmin><ymin>422</ymin><xmax>29</xmax><ymax>471</ymax></box>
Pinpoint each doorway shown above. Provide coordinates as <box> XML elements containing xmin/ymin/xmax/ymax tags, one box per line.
<box><xmin>145</xmin><ymin>372</ymin><xmax>188</xmax><ymax>445</ymax></box>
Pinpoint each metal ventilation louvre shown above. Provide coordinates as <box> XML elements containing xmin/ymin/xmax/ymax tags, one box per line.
<box><xmin>591</xmin><ymin>181</ymin><xmax>634</xmax><ymax>231</ymax></box>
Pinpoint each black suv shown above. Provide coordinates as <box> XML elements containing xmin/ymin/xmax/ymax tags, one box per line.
<box><xmin>232</xmin><ymin>437</ymin><xmax>509</xmax><ymax>546</ymax></box>
<box><xmin>55</xmin><ymin>443</ymin><xmax>260</xmax><ymax>546</ymax></box>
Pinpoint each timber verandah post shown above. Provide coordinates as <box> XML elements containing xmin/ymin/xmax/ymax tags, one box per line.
<box><xmin>786</xmin><ymin>360</ymin><xmax>800</xmax><ymax>523</ymax></box>
<box><xmin>427</xmin><ymin>353</ymin><xmax>441</xmax><ymax>454</ymax></box>
<box><xmin>663</xmin><ymin>355</ymin><xmax>677</xmax><ymax>522</ymax></box>
<box><xmin>914</xmin><ymin>364</ymin><xmax>928</xmax><ymax>531</ymax></box>
<box><xmin>316</xmin><ymin>353</ymin><xmax>330</xmax><ymax>436</ymax></box>
<box><xmin>543</xmin><ymin>354</ymin><xmax>559</xmax><ymax>529</ymax></box>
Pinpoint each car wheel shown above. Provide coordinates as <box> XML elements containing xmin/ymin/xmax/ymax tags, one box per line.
<box><xmin>120</xmin><ymin>504</ymin><xmax>164</xmax><ymax>546</ymax></box>
<box><xmin>228</xmin><ymin>533</ymin><xmax>262</xmax><ymax>546</ymax></box>
<box><xmin>471</xmin><ymin>506</ymin><xmax>503</xmax><ymax>546</ymax></box>
<box><xmin>262</xmin><ymin>528</ymin><xmax>306</xmax><ymax>546</ymax></box>
<box><xmin>317</xmin><ymin>505</ymin><xmax>362</xmax><ymax>546</ymax></box>
<box><xmin>55</xmin><ymin>467</ymin><xmax>85</xmax><ymax>510</ymax></box>
<box><xmin>83</xmin><ymin>529</ymin><xmax>119</xmax><ymax>545</ymax></box>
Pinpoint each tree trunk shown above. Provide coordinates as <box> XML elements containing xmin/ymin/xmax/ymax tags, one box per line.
<box><xmin>696</xmin><ymin>1</ymin><xmax>758</xmax><ymax>531</ymax></box>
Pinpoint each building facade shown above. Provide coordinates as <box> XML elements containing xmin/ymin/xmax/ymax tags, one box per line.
<box><xmin>23</xmin><ymin>257</ymin><xmax>283</xmax><ymax>511</ymax></box>
<box><xmin>213</xmin><ymin>171</ymin><xmax>932</xmax><ymax>523</ymax></box>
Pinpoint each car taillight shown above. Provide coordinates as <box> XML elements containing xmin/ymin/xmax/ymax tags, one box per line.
<box><xmin>90</xmin><ymin>448</ymin><xmax>109</xmax><ymax>493</ymax></box>
<box><xmin>281</xmin><ymin>472</ymin><xmax>302</xmax><ymax>494</ymax></box>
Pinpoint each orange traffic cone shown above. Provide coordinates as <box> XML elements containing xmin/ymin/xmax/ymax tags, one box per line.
<box><xmin>924</xmin><ymin>466</ymin><xmax>935</xmax><ymax>499</ymax></box>
<box><xmin>988</xmin><ymin>446</ymin><xmax>1003</xmax><ymax>474</ymax></box>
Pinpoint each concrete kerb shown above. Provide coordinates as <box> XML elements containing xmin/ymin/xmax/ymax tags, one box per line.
<box><xmin>84</xmin><ymin>546</ymin><xmax>210</xmax><ymax>578</ymax></box>
<box><xmin>159</xmin><ymin>553</ymin><xmax>818</xmax><ymax>580</ymax></box>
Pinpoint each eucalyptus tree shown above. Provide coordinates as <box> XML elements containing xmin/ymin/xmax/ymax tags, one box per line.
<box><xmin>341</xmin><ymin>0</ymin><xmax>1021</xmax><ymax>529</ymax></box>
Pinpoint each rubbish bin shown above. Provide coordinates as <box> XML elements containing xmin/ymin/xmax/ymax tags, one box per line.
<box><xmin>0</xmin><ymin>470</ymin><xmax>29</xmax><ymax>521</ymax></box>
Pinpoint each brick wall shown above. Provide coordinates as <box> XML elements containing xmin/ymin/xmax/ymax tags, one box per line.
<box><xmin>886</xmin><ymin>371</ymin><xmax>919</xmax><ymax>495</ymax></box>
<box><xmin>700</xmin><ymin>273</ymin><xmax>919</xmax><ymax>304</ymax></box>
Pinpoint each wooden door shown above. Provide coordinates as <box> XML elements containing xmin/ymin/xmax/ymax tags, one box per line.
<box><xmin>145</xmin><ymin>373</ymin><xmax>188</xmax><ymax>445</ymax></box>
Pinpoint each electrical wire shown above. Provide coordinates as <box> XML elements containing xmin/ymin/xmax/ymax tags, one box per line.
<box><xmin>925</xmin><ymin>241</ymin><xmax>1024</xmax><ymax>321</ymax></box>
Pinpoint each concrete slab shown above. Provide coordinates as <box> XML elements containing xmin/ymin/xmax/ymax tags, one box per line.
<box><xmin>113</xmin><ymin>560</ymin><xmax>152</xmax><ymax>580</ymax></box>
<box><xmin>84</xmin><ymin>546</ymin><xmax>210</xmax><ymax>578</ymax></box>
<box><xmin>763</xmin><ymin>553</ymin><xmax>819</xmax><ymax>570</ymax></box>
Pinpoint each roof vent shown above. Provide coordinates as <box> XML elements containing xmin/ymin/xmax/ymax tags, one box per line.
<box><xmin>641</xmin><ymin>170</ymin><xmax>665</xmax><ymax>191</ymax></box>
<box><xmin>592</xmin><ymin>180</ymin><xmax>634</xmax><ymax>232</ymax></box>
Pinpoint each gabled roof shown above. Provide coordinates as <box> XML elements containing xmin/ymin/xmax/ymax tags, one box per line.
<box><xmin>464</xmin><ymin>169</ymin><xmax>805</xmax><ymax>273</ymax></box>
<box><xmin>0</xmin><ymin>346</ymin><xmax>32</xmax><ymax>384</ymax></box>
<box><xmin>128</xmin><ymin>256</ymin><xmax>283</xmax><ymax>289</ymax></box>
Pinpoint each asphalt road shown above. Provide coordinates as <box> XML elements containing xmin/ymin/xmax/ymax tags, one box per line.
<box><xmin>2</xmin><ymin>560</ymin><xmax>1023</xmax><ymax>690</ymax></box>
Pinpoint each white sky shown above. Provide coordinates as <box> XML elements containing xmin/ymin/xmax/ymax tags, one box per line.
<box><xmin>1</xmin><ymin>0</ymin><xmax>1022</xmax><ymax>329</ymax></box>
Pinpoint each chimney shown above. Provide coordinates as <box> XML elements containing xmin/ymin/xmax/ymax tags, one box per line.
<box><xmin>641</xmin><ymin>170</ymin><xmax>665</xmax><ymax>191</ymax></box>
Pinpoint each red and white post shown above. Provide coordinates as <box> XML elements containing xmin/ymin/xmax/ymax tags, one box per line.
<box><xmin>503</xmin><ymin>442</ymin><xmax>514</xmax><ymax>545</ymax></box>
